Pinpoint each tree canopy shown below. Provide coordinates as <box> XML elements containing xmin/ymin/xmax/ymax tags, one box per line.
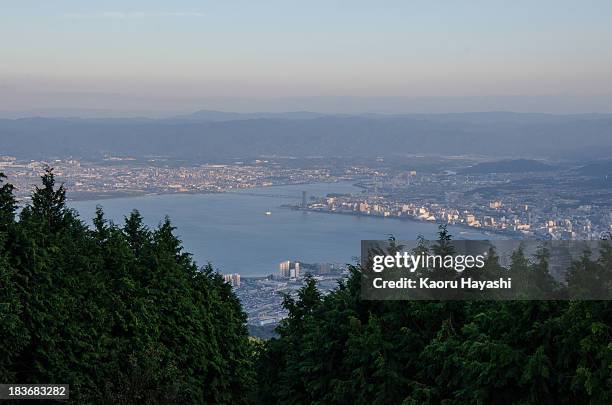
<box><xmin>255</xmin><ymin>228</ymin><xmax>612</xmax><ymax>404</ymax></box>
<box><xmin>0</xmin><ymin>168</ymin><xmax>254</xmax><ymax>403</ymax></box>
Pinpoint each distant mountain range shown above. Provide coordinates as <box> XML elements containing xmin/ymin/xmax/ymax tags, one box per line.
<box><xmin>1</xmin><ymin>111</ymin><xmax>612</xmax><ymax>160</ymax></box>
<box><xmin>172</xmin><ymin>110</ymin><xmax>612</xmax><ymax>123</ymax></box>
<box><xmin>172</xmin><ymin>110</ymin><xmax>328</xmax><ymax>121</ymax></box>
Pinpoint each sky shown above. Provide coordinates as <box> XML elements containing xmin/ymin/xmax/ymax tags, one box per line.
<box><xmin>2</xmin><ymin>0</ymin><xmax>612</xmax><ymax>116</ymax></box>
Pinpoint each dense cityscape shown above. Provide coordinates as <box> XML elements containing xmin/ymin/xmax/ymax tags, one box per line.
<box><xmin>298</xmin><ymin>168</ymin><xmax>612</xmax><ymax>241</ymax></box>
<box><xmin>3</xmin><ymin>154</ymin><xmax>609</xmax><ymax>334</ymax></box>
<box><xmin>225</xmin><ymin>262</ymin><xmax>348</xmax><ymax>337</ymax></box>
<box><xmin>0</xmin><ymin>155</ymin><xmax>339</xmax><ymax>200</ymax></box>
<box><xmin>2</xmin><ymin>154</ymin><xmax>610</xmax><ymax>241</ymax></box>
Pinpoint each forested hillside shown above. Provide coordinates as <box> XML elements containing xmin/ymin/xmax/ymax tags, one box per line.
<box><xmin>255</xmin><ymin>250</ymin><xmax>612</xmax><ymax>404</ymax></box>
<box><xmin>0</xmin><ymin>169</ymin><xmax>254</xmax><ymax>403</ymax></box>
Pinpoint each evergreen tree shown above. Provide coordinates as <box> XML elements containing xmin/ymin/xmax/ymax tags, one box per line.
<box><xmin>0</xmin><ymin>172</ymin><xmax>16</xmax><ymax>232</ymax></box>
<box><xmin>255</xmin><ymin>231</ymin><xmax>612</xmax><ymax>404</ymax></box>
<box><xmin>0</xmin><ymin>173</ymin><xmax>27</xmax><ymax>381</ymax></box>
<box><xmin>29</xmin><ymin>166</ymin><xmax>68</xmax><ymax>232</ymax></box>
<box><xmin>1</xmin><ymin>169</ymin><xmax>254</xmax><ymax>403</ymax></box>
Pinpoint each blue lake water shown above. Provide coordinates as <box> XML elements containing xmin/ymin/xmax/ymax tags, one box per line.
<box><xmin>70</xmin><ymin>182</ymin><xmax>491</xmax><ymax>276</ymax></box>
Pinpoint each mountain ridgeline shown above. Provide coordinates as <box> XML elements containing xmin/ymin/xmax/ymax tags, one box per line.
<box><xmin>1</xmin><ymin>170</ymin><xmax>610</xmax><ymax>403</ymax></box>
<box><xmin>2</xmin><ymin>112</ymin><xmax>612</xmax><ymax>160</ymax></box>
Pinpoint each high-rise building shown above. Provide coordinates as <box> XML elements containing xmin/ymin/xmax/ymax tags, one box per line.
<box><xmin>279</xmin><ymin>260</ymin><xmax>290</xmax><ymax>277</ymax></box>
<box><xmin>280</xmin><ymin>260</ymin><xmax>301</xmax><ymax>278</ymax></box>
<box><xmin>223</xmin><ymin>273</ymin><xmax>241</xmax><ymax>288</ymax></box>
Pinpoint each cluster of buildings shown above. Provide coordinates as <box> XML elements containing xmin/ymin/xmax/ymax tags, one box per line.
<box><xmin>234</xmin><ymin>273</ymin><xmax>348</xmax><ymax>327</ymax></box>
<box><xmin>302</xmin><ymin>168</ymin><xmax>612</xmax><ymax>240</ymax></box>
<box><xmin>226</xmin><ymin>260</ymin><xmax>347</xmax><ymax>328</ymax></box>
<box><xmin>277</xmin><ymin>260</ymin><xmax>340</xmax><ymax>279</ymax></box>
<box><xmin>307</xmin><ymin>194</ymin><xmax>609</xmax><ymax>240</ymax></box>
<box><xmin>233</xmin><ymin>277</ymin><xmax>294</xmax><ymax>327</ymax></box>
<box><xmin>0</xmin><ymin>156</ymin><xmax>336</xmax><ymax>200</ymax></box>
<box><xmin>279</xmin><ymin>260</ymin><xmax>301</xmax><ymax>278</ymax></box>
<box><xmin>223</xmin><ymin>273</ymin><xmax>241</xmax><ymax>288</ymax></box>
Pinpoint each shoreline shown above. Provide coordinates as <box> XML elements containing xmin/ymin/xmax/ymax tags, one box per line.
<box><xmin>284</xmin><ymin>205</ymin><xmax>522</xmax><ymax>239</ymax></box>
<box><xmin>56</xmin><ymin>179</ymin><xmax>356</xmax><ymax>203</ymax></box>
<box><xmin>61</xmin><ymin>180</ymin><xmax>516</xmax><ymax>240</ymax></box>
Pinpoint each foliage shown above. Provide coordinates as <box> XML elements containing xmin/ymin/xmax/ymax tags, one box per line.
<box><xmin>0</xmin><ymin>169</ymin><xmax>254</xmax><ymax>403</ymax></box>
<box><xmin>255</xmin><ymin>227</ymin><xmax>612</xmax><ymax>404</ymax></box>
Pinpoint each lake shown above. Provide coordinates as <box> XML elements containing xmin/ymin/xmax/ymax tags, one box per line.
<box><xmin>70</xmin><ymin>182</ymin><xmax>491</xmax><ymax>276</ymax></box>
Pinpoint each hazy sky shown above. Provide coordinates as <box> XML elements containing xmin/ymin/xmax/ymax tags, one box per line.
<box><xmin>2</xmin><ymin>0</ymin><xmax>612</xmax><ymax>116</ymax></box>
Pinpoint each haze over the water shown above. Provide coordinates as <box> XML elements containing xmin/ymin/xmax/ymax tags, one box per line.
<box><xmin>2</xmin><ymin>0</ymin><xmax>612</xmax><ymax>117</ymax></box>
